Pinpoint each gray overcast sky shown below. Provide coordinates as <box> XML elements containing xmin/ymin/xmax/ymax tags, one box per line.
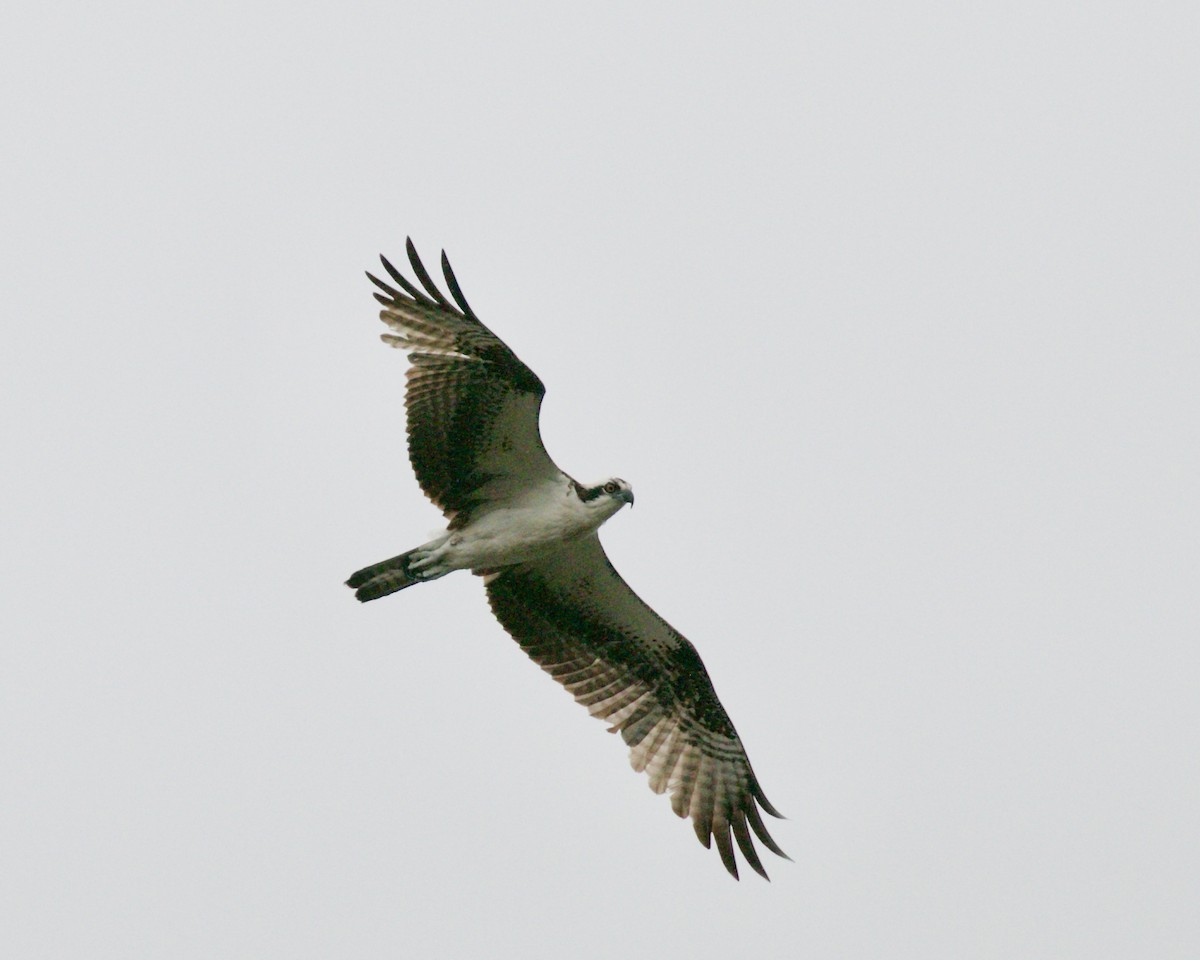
<box><xmin>3</xmin><ymin>1</ymin><xmax>1197</xmax><ymax>957</ymax></box>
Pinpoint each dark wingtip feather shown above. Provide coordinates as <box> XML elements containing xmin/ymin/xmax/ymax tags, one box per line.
<box><xmin>713</xmin><ymin>820</ymin><xmax>740</xmax><ymax>880</ymax></box>
<box><xmin>366</xmin><ymin>270</ymin><xmax>405</xmax><ymax>302</ymax></box>
<box><xmin>441</xmin><ymin>249</ymin><xmax>475</xmax><ymax>318</ymax></box>
<box><xmin>379</xmin><ymin>254</ymin><xmax>429</xmax><ymax>304</ymax></box>
<box><xmin>732</xmin><ymin>815</ymin><xmax>769</xmax><ymax>880</ymax></box>
<box><xmin>745</xmin><ymin>802</ymin><xmax>789</xmax><ymax>861</ymax></box>
<box><xmin>406</xmin><ymin>238</ymin><xmax>450</xmax><ymax>306</ymax></box>
<box><xmin>752</xmin><ymin>780</ymin><xmax>786</xmax><ymax>819</ymax></box>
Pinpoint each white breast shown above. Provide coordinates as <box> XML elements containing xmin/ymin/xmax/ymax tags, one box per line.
<box><xmin>442</xmin><ymin>479</ymin><xmax>612</xmax><ymax>571</ymax></box>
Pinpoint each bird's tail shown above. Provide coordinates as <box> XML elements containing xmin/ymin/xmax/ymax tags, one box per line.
<box><xmin>346</xmin><ymin>549</ymin><xmax>423</xmax><ymax>602</ymax></box>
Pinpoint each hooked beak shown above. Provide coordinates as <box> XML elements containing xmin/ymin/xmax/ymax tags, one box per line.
<box><xmin>620</xmin><ymin>489</ymin><xmax>635</xmax><ymax>508</ymax></box>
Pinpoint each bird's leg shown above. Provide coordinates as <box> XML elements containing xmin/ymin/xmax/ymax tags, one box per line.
<box><xmin>406</xmin><ymin>536</ymin><xmax>453</xmax><ymax>580</ymax></box>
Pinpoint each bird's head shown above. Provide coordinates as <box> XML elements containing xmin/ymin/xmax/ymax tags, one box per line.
<box><xmin>576</xmin><ymin>477</ymin><xmax>635</xmax><ymax>518</ymax></box>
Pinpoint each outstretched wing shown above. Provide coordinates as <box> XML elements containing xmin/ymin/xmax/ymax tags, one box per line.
<box><xmin>484</xmin><ymin>535</ymin><xmax>787</xmax><ymax>880</ymax></box>
<box><xmin>368</xmin><ymin>239</ymin><xmax>561</xmax><ymax>525</ymax></box>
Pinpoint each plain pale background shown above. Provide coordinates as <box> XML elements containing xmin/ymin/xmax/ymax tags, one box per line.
<box><xmin>3</xmin><ymin>2</ymin><xmax>1197</xmax><ymax>957</ymax></box>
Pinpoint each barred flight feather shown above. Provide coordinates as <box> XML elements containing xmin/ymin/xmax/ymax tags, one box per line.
<box><xmin>485</xmin><ymin>535</ymin><xmax>786</xmax><ymax>880</ymax></box>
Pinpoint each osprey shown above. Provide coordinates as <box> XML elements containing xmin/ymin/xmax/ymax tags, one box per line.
<box><xmin>347</xmin><ymin>239</ymin><xmax>787</xmax><ymax>880</ymax></box>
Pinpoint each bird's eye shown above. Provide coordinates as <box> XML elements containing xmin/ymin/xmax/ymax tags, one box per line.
<box><xmin>603</xmin><ymin>481</ymin><xmax>618</xmax><ymax>494</ymax></box>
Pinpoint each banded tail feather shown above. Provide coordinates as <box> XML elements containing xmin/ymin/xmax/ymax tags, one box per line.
<box><xmin>346</xmin><ymin>549</ymin><xmax>422</xmax><ymax>602</ymax></box>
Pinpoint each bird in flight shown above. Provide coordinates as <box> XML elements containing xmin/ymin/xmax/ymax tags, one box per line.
<box><xmin>346</xmin><ymin>239</ymin><xmax>787</xmax><ymax>879</ymax></box>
